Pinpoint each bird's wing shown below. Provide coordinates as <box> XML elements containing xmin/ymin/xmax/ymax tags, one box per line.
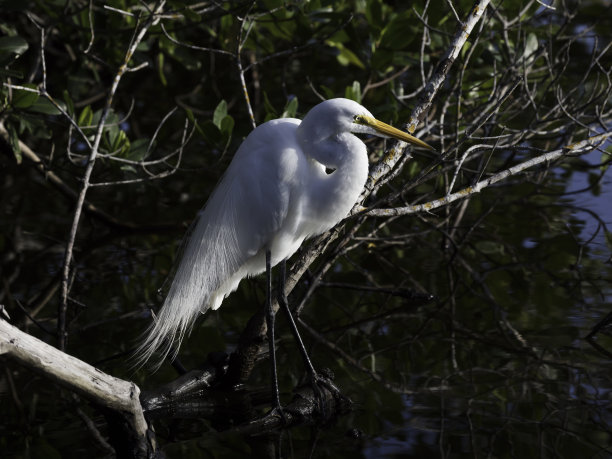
<box><xmin>225</xmin><ymin>119</ymin><xmax>302</xmax><ymax>262</ymax></box>
<box><xmin>133</xmin><ymin>118</ymin><xmax>300</xmax><ymax>368</ymax></box>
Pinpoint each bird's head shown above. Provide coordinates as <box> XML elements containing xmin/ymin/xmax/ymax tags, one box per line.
<box><xmin>299</xmin><ymin>98</ymin><xmax>434</xmax><ymax>151</ymax></box>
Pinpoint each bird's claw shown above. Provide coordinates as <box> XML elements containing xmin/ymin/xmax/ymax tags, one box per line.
<box><xmin>269</xmin><ymin>405</ymin><xmax>289</xmax><ymax>426</ymax></box>
<box><xmin>306</xmin><ymin>369</ymin><xmax>343</xmax><ymax>419</ymax></box>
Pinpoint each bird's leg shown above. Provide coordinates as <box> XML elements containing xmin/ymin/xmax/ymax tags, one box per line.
<box><xmin>265</xmin><ymin>250</ymin><xmax>285</xmax><ymax>421</ymax></box>
<box><xmin>277</xmin><ymin>260</ymin><xmax>339</xmax><ymax>417</ymax></box>
<box><xmin>277</xmin><ymin>260</ymin><xmax>317</xmax><ymax>375</ymax></box>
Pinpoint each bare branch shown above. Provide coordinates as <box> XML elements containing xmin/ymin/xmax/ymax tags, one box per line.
<box><xmin>365</xmin><ymin>0</ymin><xmax>492</xmax><ymax>195</ymax></box>
<box><xmin>58</xmin><ymin>1</ymin><xmax>167</xmax><ymax>350</ymax></box>
<box><xmin>0</xmin><ymin>319</ymin><xmax>150</xmax><ymax>456</ymax></box>
<box><xmin>362</xmin><ymin>132</ymin><xmax>612</xmax><ymax>217</ymax></box>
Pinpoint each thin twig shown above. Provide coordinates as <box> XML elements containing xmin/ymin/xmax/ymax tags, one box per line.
<box><xmin>361</xmin><ymin>132</ymin><xmax>611</xmax><ymax>217</ymax></box>
<box><xmin>58</xmin><ymin>0</ymin><xmax>166</xmax><ymax>350</ymax></box>
<box><xmin>236</xmin><ymin>3</ymin><xmax>257</xmax><ymax>129</ymax></box>
<box><xmin>364</xmin><ymin>0</ymin><xmax>492</xmax><ymax>198</ymax></box>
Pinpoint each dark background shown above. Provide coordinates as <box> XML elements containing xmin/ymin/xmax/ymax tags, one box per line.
<box><xmin>1</xmin><ymin>0</ymin><xmax>611</xmax><ymax>457</ymax></box>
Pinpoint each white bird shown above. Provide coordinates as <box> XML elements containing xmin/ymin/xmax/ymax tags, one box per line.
<box><xmin>134</xmin><ymin>98</ymin><xmax>433</xmax><ymax>371</ymax></box>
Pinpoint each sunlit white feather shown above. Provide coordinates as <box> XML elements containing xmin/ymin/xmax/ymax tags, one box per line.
<box><xmin>134</xmin><ymin>99</ymin><xmax>379</xmax><ymax>369</ymax></box>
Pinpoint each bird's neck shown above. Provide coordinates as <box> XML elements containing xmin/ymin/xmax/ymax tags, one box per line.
<box><xmin>301</xmin><ymin>133</ymin><xmax>369</xmax><ymax>233</ymax></box>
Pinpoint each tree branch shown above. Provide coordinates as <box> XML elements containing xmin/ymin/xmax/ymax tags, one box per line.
<box><xmin>0</xmin><ymin>319</ymin><xmax>152</xmax><ymax>457</ymax></box>
<box><xmin>361</xmin><ymin>132</ymin><xmax>611</xmax><ymax>217</ymax></box>
<box><xmin>58</xmin><ymin>1</ymin><xmax>166</xmax><ymax>351</ymax></box>
<box><xmin>365</xmin><ymin>0</ymin><xmax>491</xmax><ymax>190</ymax></box>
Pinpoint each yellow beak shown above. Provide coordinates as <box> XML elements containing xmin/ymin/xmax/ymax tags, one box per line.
<box><xmin>356</xmin><ymin>115</ymin><xmax>435</xmax><ymax>151</ymax></box>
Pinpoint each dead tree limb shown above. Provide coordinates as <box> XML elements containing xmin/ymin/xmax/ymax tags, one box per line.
<box><xmin>0</xmin><ymin>319</ymin><xmax>154</xmax><ymax>458</ymax></box>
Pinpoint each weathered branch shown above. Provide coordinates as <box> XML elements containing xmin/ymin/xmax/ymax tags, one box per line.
<box><xmin>0</xmin><ymin>319</ymin><xmax>152</xmax><ymax>457</ymax></box>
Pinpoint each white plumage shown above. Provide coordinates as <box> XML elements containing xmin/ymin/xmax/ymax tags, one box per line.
<box><xmin>134</xmin><ymin>98</ymin><xmax>433</xmax><ymax>369</ymax></box>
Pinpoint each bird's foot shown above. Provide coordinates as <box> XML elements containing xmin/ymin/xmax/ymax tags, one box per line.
<box><xmin>306</xmin><ymin>368</ymin><xmax>348</xmax><ymax>419</ymax></box>
<box><xmin>269</xmin><ymin>404</ymin><xmax>289</xmax><ymax>426</ymax></box>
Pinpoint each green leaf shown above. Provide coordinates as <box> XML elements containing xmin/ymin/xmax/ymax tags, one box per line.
<box><xmin>91</xmin><ymin>108</ymin><xmax>119</xmax><ymax>128</ymax></box>
<box><xmin>522</xmin><ymin>33</ymin><xmax>539</xmax><ymax>63</ymax></box>
<box><xmin>198</xmin><ymin>120</ymin><xmax>222</xmax><ymax>142</ymax></box>
<box><xmin>476</xmin><ymin>240</ymin><xmax>504</xmax><ymax>255</ymax></box>
<box><xmin>601</xmin><ymin>146</ymin><xmax>611</xmax><ymax>173</ymax></box>
<box><xmin>78</xmin><ymin>106</ymin><xmax>93</xmax><ymax>127</ymax></box>
<box><xmin>157</xmin><ymin>52</ymin><xmax>167</xmax><ymax>86</ymax></box>
<box><xmin>318</xmin><ymin>85</ymin><xmax>335</xmax><ymax>100</ymax></box>
<box><xmin>213</xmin><ymin>100</ymin><xmax>228</xmax><ymax>130</ymax></box>
<box><xmin>120</xmin><ymin>165</ymin><xmax>137</xmax><ymax>174</ymax></box>
<box><xmin>125</xmin><ymin>138</ymin><xmax>150</xmax><ymax>161</ymax></box>
<box><xmin>17</xmin><ymin>114</ymin><xmax>51</xmax><ymax>139</ymax></box>
<box><xmin>160</xmin><ymin>35</ymin><xmax>201</xmax><ymax>71</ymax></box>
<box><xmin>111</xmin><ymin>129</ymin><xmax>128</xmax><ymax>153</ymax></box>
<box><xmin>185</xmin><ymin>108</ymin><xmax>207</xmax><ymax>139</ymax></box>
<box><xmin>281</xmin><ymin>97</ymin><xmax>298</xmax><ymax>118</ymax></box>
<box><xmin>27</xmin><ymin>97</ymin><xmax>65</xmax><ymax>115</ymax></box>
<box><xmin>62</xmin><ymin>90</ymin><xmax>74</xmax><ymax>116</ymax></box>
<box><xmin>0</xmin><ymin>35</ymin><xmax>28</xmax><ymax>57</ymax></box>
<box><xmin>182</xmin><ymin>7</ymin><xmax>201</xmax><ymax>22</ymax></box>
<box><xmin>263</xmin><ymin>92</ymin><xmax>277</xmax><ymax>120</ymax></box>
<box><xmin>325</xmin><ymin>40</ymin><xmax>366</xmax><ymax>69</ymax></box>
<box><xmin>371</xmin><ymin>49</ymin><xmax>393</xmax><ymax>69</ymax></box>
<box><xmin>587</xmin><ymin>172</ymin><xmax>601</xmax><ymax>195</ymax></box>
<box><xmin>184</xmin><ymin>107</ymin><xmax>196</xmax><ymax>124</ymax></box>
<box><xmin>379</xmin><ymin>11</ymin><xmax>416</xmax><ymax>50</ymax></box>
<box><xmin>220</xmin><ymin>116</ymin><xmax>234</xmax><ymax>136</ymax></box>
<box><xmin>345</xmin><ymin>81</ymin><xmax>362</xmax><ymax>104</ymax></box>
<box><xmin>365</xmin><ymin>0</ymin><xmax>384</xmax><ymax>37</ymax></box>
<box><xmin>11</xmin><ymin>84</ymin><xmax>39</xmax><ymax>109</ymax></box>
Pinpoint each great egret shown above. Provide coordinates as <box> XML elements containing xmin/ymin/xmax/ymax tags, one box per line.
<box><xmin>134</xmin><ymin>98</ymin><xmax>432</xmax><ymax>400</ymax></box>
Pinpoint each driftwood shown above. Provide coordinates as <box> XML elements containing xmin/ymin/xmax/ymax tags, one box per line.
<box><xmin>0</xmin><ymin>319</ymin><xmax>154</xmax><ymax>458</ymax></box>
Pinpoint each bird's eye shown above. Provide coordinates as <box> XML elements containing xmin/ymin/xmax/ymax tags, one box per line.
<box><xmin>354</xmin><ymin>115</ymin><xmax>365</xmax><ymax>124</ymax></box>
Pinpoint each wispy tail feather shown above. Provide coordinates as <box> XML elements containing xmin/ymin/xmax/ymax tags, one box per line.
<box><xmin>130</xmin><ymin>214</ymin><xmax>218</xmax><ymax>370</ymax></box>
<box><xmin>130</xmin><ymin>297</ymin><xmax>200</xmax><ymax>371</ymax></box>
<box><xmin>131</xmin><ymin>174</ymin><xmax>246</xmax><ymax>370</ymax></box>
